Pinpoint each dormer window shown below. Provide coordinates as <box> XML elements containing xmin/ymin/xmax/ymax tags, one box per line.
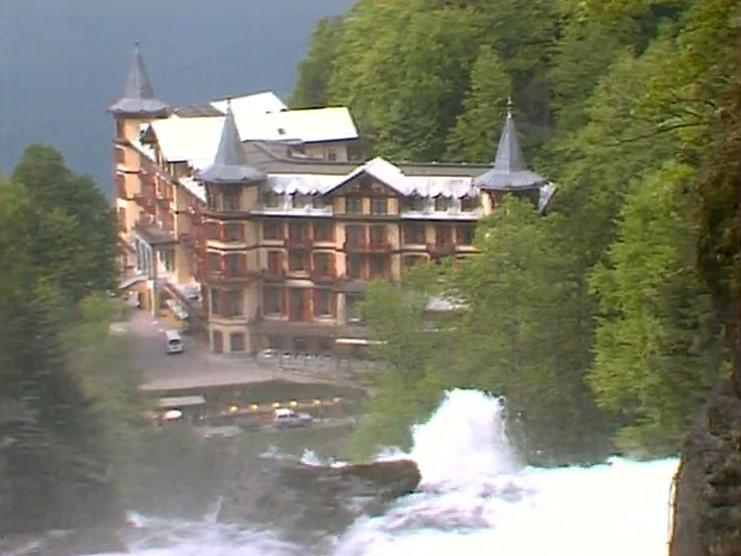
<box><xmin>434</xmin><ymin>196</ymin><xmax>451</xmax><ymax>212</ymax></box>
<box><xmin>293</xmin><ymin>194</ymin><xmax>313</xmax><ymax>209</ymax></box>
<box><xmin>461</xmin><ymin>196</ymin><xmax>479</xmax><ymax>212</ymax></box>
<box><xmin>405</xmin><ymin>195</ymin><xmax>425</xmax><ymax>212</ymax></box>
<box><xmin>265</xmin><ymin>192</ymin><xmax>282</xmax><ymax>208</ymax></box>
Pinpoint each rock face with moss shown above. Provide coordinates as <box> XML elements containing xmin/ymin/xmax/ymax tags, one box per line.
<box><xmin>670</xmin><ymin>379</ymin><xmax>741</xmax><ymax>556</ymax></box>
<box><xmin>219</xmin><ymin>458</ymin><xmax>421</xmax><ymax>540</ymax></box>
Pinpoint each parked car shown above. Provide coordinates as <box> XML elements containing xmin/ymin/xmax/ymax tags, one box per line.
<box><xmin>273</xmin><ymin>408</ymin><xmax>313</xmax><ymax>428</ymax></box>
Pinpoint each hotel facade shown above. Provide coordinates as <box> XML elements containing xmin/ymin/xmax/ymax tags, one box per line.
<box><xmin>111</xmin><ymin>45</ymin><xmax>555</xmax><ymax>355</ymax></box>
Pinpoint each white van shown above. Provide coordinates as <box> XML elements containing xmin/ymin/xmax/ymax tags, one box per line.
<box><xmin>165</xmin><ymin>329</ymin><xmax>184</xmax><ymax>354</ymax></box>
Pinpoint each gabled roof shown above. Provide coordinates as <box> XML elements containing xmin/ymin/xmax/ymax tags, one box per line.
<box><xmin>109</xmin><ymin>43</ymin><xmax>171</xmax><ymax>118</ymax></box>
<box><xmin>198</xmin><ymin>103</ymin><xmax>266</xmax><ymax>184</ymax></box>
<box><xmin>233</xmin><ymin>106</ymin><xmax>358</xmax><ymax>143</ymax></box>
<box><xmin>474</xmin><ymin>100</ymin><xmax>546</xmax><ymax>191</ymax></box>
<box><xmin>322</xmin><ymin>157</ymin><xmax>411</xmax><ymax>196</ymax></box>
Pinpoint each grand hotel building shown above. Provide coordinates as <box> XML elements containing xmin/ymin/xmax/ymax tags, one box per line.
<box><xmin>111</xmin><ymin>45</ymin><xmax>555</xmax><ymax>355</ymax></box>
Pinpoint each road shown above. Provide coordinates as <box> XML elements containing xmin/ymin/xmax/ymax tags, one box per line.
<box><xmin>116</xmin><ymin>310</ymin><xmax>374</xmax><ymax>392</ymax></box>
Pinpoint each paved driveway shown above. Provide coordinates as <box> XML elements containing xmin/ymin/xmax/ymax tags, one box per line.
<box><xmin>117</xmin><ymin>310</ymin><xmax>374</xmax><ymax>392</ymax></box>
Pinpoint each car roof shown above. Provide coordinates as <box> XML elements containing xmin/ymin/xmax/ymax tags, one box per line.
<box><xmin>165</xmin><ymin>329</ymin><xmax>182</xmax><ymax>340</ymax></box>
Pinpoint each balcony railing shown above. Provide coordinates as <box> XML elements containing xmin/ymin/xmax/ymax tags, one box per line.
<box><xmin>310</xmin><ymin>269</ymin><xmax>337</xmax><ymax>284</ymax></box>
<box><xmin>206</xmin><ymin>269</ymin><xmax>254</xmax><ymax>283</ymax></box>
<box><xmin>286</xmin><ymin>236</ymin><xmax>314</xmax><ymax>250</ymax></box>
<box><xmin>427</xmin><ymin>242</ymin><xmax>457</xmax><ymax>257</ymax></box>
<box><xmin>343</xmin><ymin>240</ymin><xmax>392</xmax><ymax>253</ymax></box>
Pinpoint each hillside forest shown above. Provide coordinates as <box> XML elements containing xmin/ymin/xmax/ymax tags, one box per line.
<box><xmin>291</xmin><ymin>0</ymin><xmax>741</xmax><ymax>463</ymax></box>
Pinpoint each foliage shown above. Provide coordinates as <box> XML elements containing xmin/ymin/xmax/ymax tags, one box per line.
<box><xmin>304</xmin><ymin>0</ymin><xmax>736</xmax><ymax>462</ymax></box>
<box><xmin>444</xmin><ymin>45</ymin><xmax>512</xmax><ymax>163</ymax></box>
<box><xmin>589</xmin><ymin>163</ymin><xmax>726</xmax><ymax>454</ymax></box>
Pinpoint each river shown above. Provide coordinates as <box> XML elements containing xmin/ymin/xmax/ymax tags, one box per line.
<box><xmin>90</xmin><ymin>390</ymin><xmax>677</xmax><ymax>556</ymax></box>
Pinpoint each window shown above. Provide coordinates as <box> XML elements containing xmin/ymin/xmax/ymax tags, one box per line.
<box><xmin>457</xmin><ymin>225</ymin><xmax>475</xmax><ymax>245</ymax></box>
<box><xmin>434</xmin><ymin>196</ymin><xmax>451</xmax><ymax>212</ymax></box>
<box><xmin>212</xmin><ymin>330</ymin><xmax>223</xmax><ymax>354</ymax></box>
<box><xmin>265</xmin><ymin>193</ymin><xmax>282</xmax><ymax>208</ymax></box>
<box><xmin>327</xmin><ymin>148</ymin><xmax>337</xmax><ymax>161</ymax></box>
<box><xmin>226</xmin><ymin>290</ymin><xmax>243</xmax><ymax>317</ymax></box>
<box><xmin>263</xmin><ymin>221</ymin><xmax>283</xmax><ymax>240</ymax></box>
<box><xmin>208</xmin><ymin>252</ymin><xmax>221</xmax><ymax>272</ymax></box>
<box><xmin>314</xmin><ymin>221</ymin><xmax>333</xmax><ymax>242</ymax></box>
<box><xmin>346</xmin><ymin>197</ymin><xmax>362</xmax><ymax>214</ymax></box>
<box><xmin>225</xmin><ymin>254</ymin><xmax>244</xmax><ymax>276</ymax></box>
<box><xmin>289</xmin><ymin>289</ymin><xmax>307</xmax><ymax>321</ymax></box>
<box><xmin>116</xmin><ymin>120</ymin><xmax>125</xmax><ymax>139</ymax></box>
<box><xmin>289</xmin><ymin>251</ymin><xmax>307</xmax><ymax>272</ymax></box>
<box><xmin>289</xmin><ymin>222</ymin><xmax>307</xmax><ymax>242</ymax></box>
<box><xmin>161</xmin><ymin>248</ymin><xmax>175</xmax><ymax>272</ymax></box>
<box><xmin>369</xmin><ymin>255</ymin><xmax>387</xmax><ymax>278</ymax></box>
<box><xmin>210</xmin><ymin>288</ymin><xmax>221</xmax><ymax>315</ymax></box>
<box><xmin>346</xmin><ymin>225</ymin><xmax>365</xmax><ymax>247</ymax></box>
<box><xmin>313</xmin><ymin>253</ymin><xmax>333</xmax><ymax>274</ymax></box>
<box><xmin>315</xmin><ymin>290</ymin><xmax>333</xmax><ymax>317</ymax></box>
<box><xmin>312</xmin><ymin>196</ymin><xmax>325</xmax><ymax>209</ymax></box>
<box><xmin>224</xmin><ymin>223</ymin><xmax>243</xmax><ymax>242</ymax></box>
<box><xmin>264</xmin><ymin>286</ymin><xmax>283</xmax><ymax>315</ymax></box>
<box><xmin>461</xmin><ymin>196</ymin><xmax>478</xmax><ymax>212</ymax></box>
<box><xmin>230</xmin><ymin>333</ymin><xmax>245</xmax><ymax>352</ymax></box>
<box><xmin>403</xmin><ymin>223</ymin><xmax>425</xmax><ymax>244</ymax></box>
<box><xmin>292</xmin><ymin>194</ymin><xmax>313</xmax><ymax>209</ymax></box>
<box><xmin>206</xmin><ymin>222</ymin><xmax>221</xmax><ymax>240</ymax></box>
<box><xmin>116</xmin><ymin>174</ymin><xmax>126</xmax><ymax>198</ymax></box>
<box><xmin>405</xmin><ymin>195</ymin><xmax>426</xmax><ymax>212</ymax></box>
<box><xmin>347</xmin><ymin>255</ymin><xmax>364</xmax><ymax>279</ymax></box>
<box><xmin>222</xmin><ymin>192</ymin><xmax>241</xmax><ymax>212</ymax></box>
<box><xmin>369</xmin><ymin>225</ymin><xmax>386</xmax><ymax>246</ymax></box>
<box><xmin>115</xmin><ymin>147</ymin><xmax>125</xmax><ymax>164</ymax></box>
<box><xmin>268</xmin><ymin>335</ymin><xmax>283</xmax><ymax>350</ymax></box>
<box><xmin>371</xmin><ymin>197</ymin><xmax>387</xmax><ymax>215</ymax></box>
<box><xmin>436</xmin><ymin>226</ymin><xmax>453</xmax><ymax>245</ymax></box>
<box><xmin>117</xmin><ymin>208</ymin><xmax>126</xmax><ymax>232</ymax></box>
<box><xmin>293</xmin><ymin>336</ymin><xmax>308</xmax><ymax>355</ymax></box>
<box><xmin>267</xmin><ymin>251</ymin><xmax>283</xmax><ymax>272</ymax></box>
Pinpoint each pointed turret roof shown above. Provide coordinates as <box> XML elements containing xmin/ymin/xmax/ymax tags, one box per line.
<box><xmin>108</xmin><ymin>43</ymin><xmax>171</xmax><ymax>117</ymax></box>
<box><xmin>198</xmin><ymin>102</ymin><xmax>266</xmax><ymax>184</ymax></box>
<box><xmin>474</xmin><ymin>98</ymin><xmax>546</xmax><ymax>191</ymax></box>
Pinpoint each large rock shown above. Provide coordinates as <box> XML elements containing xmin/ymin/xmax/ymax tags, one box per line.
<box><xmin>219</xmin><ymin>458</ymin><xmax>421</xmax><ymax>540</ymax></box>
<box><xmin>670</xmin><ymin>379</ymin><xmax>741</xmax><ymax>556</ymax></box>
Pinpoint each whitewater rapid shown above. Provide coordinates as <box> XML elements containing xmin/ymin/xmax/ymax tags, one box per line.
<box><xmin>94</xmin><ymin>389</ymin><xmax>678</xmax><ymax>556</ymax></box>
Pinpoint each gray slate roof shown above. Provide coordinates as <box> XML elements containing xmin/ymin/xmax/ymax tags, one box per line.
<box><xmin>109</xmin><ymin>43</ymin><xmax>171</xmax><ymax>117</ymax></box>
<box><xmin>198</xmin><ymin>103</ymin><xmax>266</xmax><ymax>184</ymax></box>
<box><xmin>474</xmin><ymin>104</ymin><xmax>546</xmax><ymax>191</ymax></box>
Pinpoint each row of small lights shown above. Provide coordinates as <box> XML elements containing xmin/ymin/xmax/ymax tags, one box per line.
<box><xmin>225</xmin><ymin>396</ymin><xmax>344</xmax><ymax>414</ymax></box>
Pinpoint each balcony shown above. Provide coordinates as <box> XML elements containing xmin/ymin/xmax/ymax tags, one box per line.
<box><xmin>427</xmin><ymin>242</ymin><xmax>457</xmax><ymax>257</ymax></box>
<box><xmin>311</xmin><ymin>269</ymin><xmax>337</xmax><ymax>284</ymax></box>
<box><xmin>286</xmin><ymin>236</ymin><xmax>314</xmax><ymax>250</ymax></box>
<box><xmin>206</xmin><ymin>269</ymin><xmax>255</xmax><ymax>284</ymax></box>
<box><xmin>343</xmin><ymin>241</ymin><xmax>392</xmax><ymax>254</ymax></box>
<box><xmin>262</xmin><ymin>267</ymin><xmax>287</xmax><ymax>282</ymax></box>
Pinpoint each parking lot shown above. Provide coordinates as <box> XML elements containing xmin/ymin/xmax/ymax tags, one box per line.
<box><xmin>119</xmin><ymin>309</ymin><xmax>378</xmax><ymax>392</ymax></box>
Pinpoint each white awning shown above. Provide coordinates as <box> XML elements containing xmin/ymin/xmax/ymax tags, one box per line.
<box><xmin>334</xmin><ymin>338</ymin><xmax>386</xmax><ymax>346</ymax></box>
<box><xmin>157</xmin><ymin>395</ymin><xmax>206</xmax><ymax>408</ymax></box>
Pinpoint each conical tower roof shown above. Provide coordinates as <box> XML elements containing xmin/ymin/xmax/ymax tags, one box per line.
<box><xmin>109</xmin><ymin>43</ymin><xmax>171</xmax><ymax>117</ymax></box>
<box><xmin>474</xmin><ymin>99</ymin><xmax>545</xmax><ymax>191</ymax></box>
<box><xmin>199</xmin><ymin>102</ymin><xmax>266</xmax><ymax>184</ymax></box>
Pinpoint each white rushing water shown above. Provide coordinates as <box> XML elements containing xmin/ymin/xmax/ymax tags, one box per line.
<box><xmin>94</xmin><ymin>389</ymin><xmax>678</xmax><ymax>556</ymax></box>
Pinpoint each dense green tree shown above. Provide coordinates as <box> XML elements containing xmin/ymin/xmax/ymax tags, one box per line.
<box><xmin>289</xmin><ymin>16</ymin><xmax>343</xmax><ymax>108</ymax></box>
<box><xmin>444</xmin><ymin>45</ymin><xmax>512</xmax><ymax>163</ymax></box>
<box><xmin>589</xmin><ymin>163</ymin><xmax>725</xmax><ymax>455</ymax></box>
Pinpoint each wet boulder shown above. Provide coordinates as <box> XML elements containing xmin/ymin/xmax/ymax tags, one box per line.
<box><xmin>219</xmin><ymin>458</ymin><xmax>421</xmax><ymax>539</ymax></box>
